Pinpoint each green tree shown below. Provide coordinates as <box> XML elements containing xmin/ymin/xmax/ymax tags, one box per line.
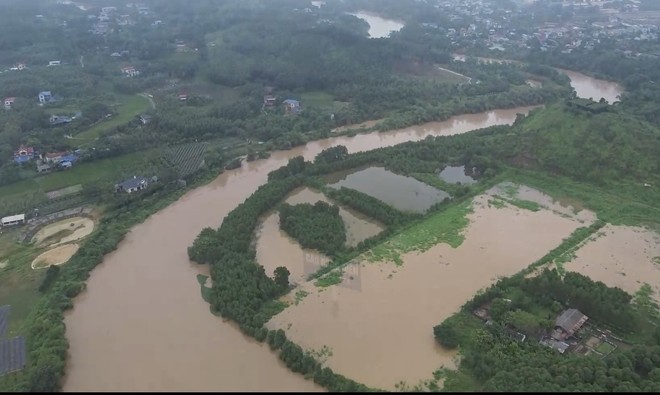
<box><xmin>274</xmin><ymin>266</ymin><xmax>291</xmax><ymax>291</ymax></box>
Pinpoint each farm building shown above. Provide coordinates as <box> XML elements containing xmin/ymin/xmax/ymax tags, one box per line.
<box><xmin>115</xmin><ymin>175</ymin><xmax>148</xmax><ymax>194</ymax></box>
<box><xmin>1</xmin><ymin>214</ymin><xmax>25</xmax><ymax>227</ymax></box>
<box><xmin>552</xmin><ymin>308</ymin><xmax>588</xmax><ymax>340</ymax></box>
<box><xmin>540</xmin><ymin>337</ymin><xmax>571</xmax><ymax>354</ymax></box>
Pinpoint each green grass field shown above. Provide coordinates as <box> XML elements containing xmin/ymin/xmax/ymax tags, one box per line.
<box><xmin>0</xmin><ymin>230</ymin><xmax>44</xmax><ymax>337</ymax></box>
<box><xmin>364</xmin><ymin>200</ymin><xmax>472</xmax><ymax>265</ymax></box>
<box><xmin>301</xmin><ymin>91</ymin><xmax>335</xmax><ymax>109</ymax></box>
<box><xmin>75</xmin><ymin>94</ymin><xmax>151</xmax><ymax>142</ymax></box>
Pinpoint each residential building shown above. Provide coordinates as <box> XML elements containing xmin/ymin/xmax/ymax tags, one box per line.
<box><xmin>13</xmin><ymin>146</ymin><xmax>34</xmax><ymax>164</ymax></box>
<box><xmin>4</xmin><ymin>97</ymin><xmax>15</xmax><ymax>110</ymax></box>
<box><xmin>121</xmin><ymin>66</ymin><xmax>140</xmax><ymax>77</ymax></box>
<box><xmin>139</xmin><ymin>114</ymin><xmax>152</xmax><ymax>125</ymax></box>
<box><xmin>49</xmin><ymin>115</ymin><xmax>72</xmax><ymax>125</ymax></box>
<box><xmin>178</xmin><ymin>93</ymin><xmax>188</xmax><ymax>101</ymax></box>
<box><xmin>263</xmin><ymin>95</ymin><xmax>277</xmax><ymax>107</ymax></box>
<box><xmin>552</xmin><ymin>308</ymin><xmax>588</xmax><ymax>340</ymax></box>
<box><xmin>283</xmin><ymin>99</ymin><xmax>302</xmax><ymax>115</ymax></box>
<box><xmin>38</xmin><ymin>91</ymin><xmax>53</xmax><ymax>104</ymax></box>
<box><xmin>115</xmin><ymin>175</ymin><xmax>149</xmax><ymax>193</ymax></box>
<box><xmin>47</xmin><ymin>61</ymin><xmax>61</xmax><ymax>67</ymax></box>
<box><xmin>36</xmin><ymin>162</ymin><xmax>52</xmax><ymax>173</ymax></box>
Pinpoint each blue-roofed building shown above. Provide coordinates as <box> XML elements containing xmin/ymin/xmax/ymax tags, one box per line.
<box><xmin>283</xmin><ymin>99</ymin><xmax>302</xmax><ymax>115</ymax></box>
<box><xmin>13</xmin><ymin>145</ymin><xmax>35</xmax><ymax>164</ymax></box>
<box><xmin>59</xmin><ymin>154</ymin><xmax>78</xmax><ymax>164</ymax></box>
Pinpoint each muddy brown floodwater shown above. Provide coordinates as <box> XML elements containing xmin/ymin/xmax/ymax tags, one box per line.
<box><xmin>267</xmin><ymin>189</ymin><xmax>587</xmax><ymax>390</ymax></box>
<box><xmin>565</xmin><ymin>224</ymin><xmax>660</xmax><ymax>303</ymax></box>
<box><xmin>255</xmin><ymin>187</ymin><xmax>384</xmax><ymax>284</ymax></box>
<box><xmin>63</xmin><ymin>106</ymin><xmax>539</xmax><ymax>391</ymax></box>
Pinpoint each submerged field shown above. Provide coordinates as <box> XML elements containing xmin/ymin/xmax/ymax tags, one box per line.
<box><xmin>267</xmin><ymin>183</ymin><xmax>590</xmax><ymax>390</ymax></box>
<box><xmin>254</xmin><ymin>187</ymin><xmax>384</xmax><ymax>283</ymax></box>
<box><xmin>563</xmin><ymin>224</ymin><xmax>660</xmax><ymax>303</ymax></box>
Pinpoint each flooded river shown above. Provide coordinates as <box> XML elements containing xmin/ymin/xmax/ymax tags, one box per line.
<box><xmin>63</xmin><ymin>106</ymin><xmax>538</xmax><ymax>391</ymax></box>
<box><xmin>347</xmin><ymin>11</ymin><xmax>404</xmax><ymax>38</ymax></box>
<box><xmin>451</xmin><ymin>54</ymin><xmax>624</xmax><ymax>103</ymax></box>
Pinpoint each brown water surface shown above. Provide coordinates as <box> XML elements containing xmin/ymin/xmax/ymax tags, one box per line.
<box><xmin>267</xmin><ymin>193</ymin><xmax>584</xmax><ymax>390</ymax></box>
<box><xmin>63</xmin><ymin>106</ymin><xmax>538</xmax><ymax>391</ymax></box>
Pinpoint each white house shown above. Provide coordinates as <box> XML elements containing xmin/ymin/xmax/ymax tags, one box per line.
<box><xmin>121</xmin><ymin>66</ymin><xmax>140</xmax><ymax>77</ymax></box>
<box><xmin>47</xmin><ymin>61</ymin><xmax>61</xmax><ymax>67</ymax></box>
<box><xmin>1</xmin><ymin>214</ymin><xmax>25</xmax><ymax>227</ymax></box>
<box><xmin>4</xmin><ymin>97</ymin><xmax>15</xmax><ymax>110</ymax></box>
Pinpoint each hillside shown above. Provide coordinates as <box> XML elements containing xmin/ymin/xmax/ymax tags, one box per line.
<box><xmin>500</xmin><ymin>101</ymin><xmax>660</xmax><ymax>185</ymax></box>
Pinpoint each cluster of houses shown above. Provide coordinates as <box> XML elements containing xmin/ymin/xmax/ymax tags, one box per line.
<box><xmin>121</xmin><ymin>65</ymin><xmax>140</xmax><ymax>77</ymax></box>
<box><xmin>263</xmin><ymin>88</ymin><xmax>302</xmax><ymax>115</ymax></box>
<box><xmin>473</xmin><ymin>302</ymin><xmax>592</xmax><ymax>355</ymax></box>
<box><xmin>12</xmin><ymin>145</ymin><xmax>79</xmax><ymax>171</ymax></box>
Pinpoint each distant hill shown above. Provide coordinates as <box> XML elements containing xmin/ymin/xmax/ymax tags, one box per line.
<box><xmin>498</xmin><ymin>100</ymin><xmax>660</xmax><ymax>185</ymax></box>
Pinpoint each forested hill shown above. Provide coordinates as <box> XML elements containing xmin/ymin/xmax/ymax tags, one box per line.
<box><xmin>498</xmin><ymin>101</ymin><xmax>660</xmax><ymax>185</ymax></box>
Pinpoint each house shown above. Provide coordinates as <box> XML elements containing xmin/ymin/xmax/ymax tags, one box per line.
<box><xmin>4</xmin><ymin>97</ymin><xmax>15</xmax><ymax>110</ymax></box>
<box><xmin>139</xmin><ymin>114</ymin><xmax>152</xmax><ymax>125</ymax></box>
<box><xmin>59</xmin><ymin>154</ymin><xmax>78</xmax><ymax>164</ymax></box>
<box><xmin>283</xmin><ymin>99</ymin><xmax>302</xmax><ymax>115</ymax></box>
<box><xmin>540</xmin><ymin>337</ymin><xmax>571</xmax><ymax>354</ymax></box>
<box><xmin>36</xmin><ymin>162</ymin><xmax>52</xmax><ymax>173</ymax></box>
<box><xmin>38</xmin><ymin>91</ymin><xmax>53</xmax><ymax>104</ymax></box>
<box><xmin>10</xmin><ymin>63</ymin><xmax>26</xmax><ymax>71</ymax></box>
<box><xmin>60</xmin><ymin>161</ymin><xmax>73</xmax><ymax>169</ymax></box>
<box><xmin>177</xmin><ymin>93</ymin><xmax>188</xmax><ymax>101</ymax></box>
<box><xmin>14</xmin><ymin>145</ymin><xmax>34</xmax><ymax>164</ymax></box>
<box><xmin>121</xmin><ymin>66</ymin><xmax>140</xmax><ymax>77</ymax></box>
<box><xmin>47</xmin><ymin>61</ymin><xmax>61</xmax><ymax>67</ymax></box>
<box><xmin>110</xmin><ymin>52</ymin><xmax>122</xmax><ymax>57</ymax></box>
<box><xmin>43</xmin><ymin>152</ymin><xmax>67</xmax><ymax>163</ymax></box>
<box><xmin>1</xmin><ymin>214</ymin><xmax>25</xmax><ymax>227</ymax></box>
<box><xmin>115</xmin><ymin>175</ymin><xmax>148</xmax><ymax>193</ymax></box>
<box><xmin>263</xmin><ymin>95</ymin><xmax>277</xmax><ymax>107</ymax></box>
<box><xmin>49</xmin><ymin>115</ymin><xmax>72</xmax><ymax>125</ymax></box>
<box><xmin>552</xmin><ymin>309</ymin><xmax>588</xmax><ymax>340</ymax></box>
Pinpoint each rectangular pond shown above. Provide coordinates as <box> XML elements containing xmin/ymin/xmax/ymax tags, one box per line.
<box><xmin>325</xmin><ymin>166</ymin><xmax>450</xmax><ymax>214</ymax></box>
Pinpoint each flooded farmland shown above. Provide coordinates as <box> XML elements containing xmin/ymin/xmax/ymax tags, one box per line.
<box><xmin>255</xmin><ymin>187</ymin><xmax>384</xmax><ymax>283</ymax></box>
<box><xmin>326</xmin><ymin>167</ymin><xmax>450</xmax><ymax>214</ymax></box>
<box><xmin>62</xmin><ymin>106</ymin><xmax>539</xmax><ymax>391</ymax></box>
<box><xmin>565</xmin><ymin>225</ymin><xmax>660</xmax><ymax>303</ymax></box>
<box><xmin>267</xmin><ymin>189</ymin><xmax>587</xmax><ymax>390</ymax></box>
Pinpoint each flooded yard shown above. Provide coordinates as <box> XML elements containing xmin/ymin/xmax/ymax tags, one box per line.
<box><xmin>326</xmin><ymin>167</ymin><xmax>450</xmax><ymax>214</ymax></box>
<box><xmin>267</xmin><ymin>189</ymin><xmax>585</xmax><ymax>390</ymax></box>
<box><xmin>255</xmin><ymin>187</ymin><xmax>384</xmax><ymax>283</ymax></box>
<box><xmin>564</xmin><ymin>225</ymin><xmax>660</xmax><ymax>303</ymax></box>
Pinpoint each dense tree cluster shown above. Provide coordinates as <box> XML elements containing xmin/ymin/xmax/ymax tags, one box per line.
<box><xmin>279</xmin><ymin>201</ymin><xmax>347</xmax><ymax>257</ymax></box>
